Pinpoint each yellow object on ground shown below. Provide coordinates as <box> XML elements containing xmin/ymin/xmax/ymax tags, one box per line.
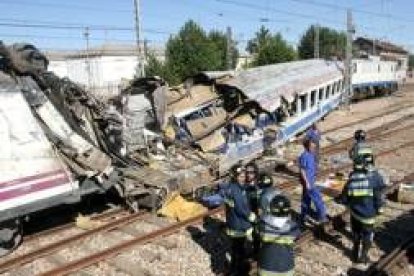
<box><xmin>75</xmin><ymin>214</ymin><xmax>103</xmax><ymax>230</ymax></box>
<box><xmin>158</xmin><ymin>192</ymin><xmax>207</xmax><ymax>221</ymax></box>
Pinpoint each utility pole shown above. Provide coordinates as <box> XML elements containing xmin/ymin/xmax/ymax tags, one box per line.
<box><xmin>314</xmin><ymin>24</ymin><xmax>320</xmax><ymax>59</ymax></box>
<box><xmin>226</xmin><ymin>26</ymin><xmax>233</xmax><ymax>70</ymax></box>
<box><xmin>83</xmin><ymin>27</ymin><xmax>92</xmax><ymax>89</ymax></box>
<box><xmin>133</xmin><ymin>0</ymin><xmax>145</xmax><ymax>77</ymax></box>
<box><xmin>344</xmin><ymin>9</ymin><xmax>355</xmax><ymax>107</ymax></box>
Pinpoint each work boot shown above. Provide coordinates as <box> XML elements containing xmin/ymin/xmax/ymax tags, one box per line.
<box><xmin>360</xmin><ymin>240</ymin><xmax>372</xmax><ymax>264</ymax></box>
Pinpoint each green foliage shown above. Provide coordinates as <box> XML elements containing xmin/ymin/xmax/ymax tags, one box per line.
<box><xmin>298</xmin><ymin>25</ymin><xmax>347</xmax><ymax>60</ymax></box>
<box><xmin>208</xmin><ymin>30</ymin><xmax>239</xmax><ymax>70</ymax></box>
<box><xmin>247</xmin><ymin>26</ymin><xmax>297</xmax><ymax>66</ymax></box>
<box><xmin>145</xmin><ymin>20</ymin><xmax>239</xmax><ymax>85</ymax></box>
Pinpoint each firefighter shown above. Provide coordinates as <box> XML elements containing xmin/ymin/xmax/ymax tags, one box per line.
<box><xmin>340</xmin><ymin>155</ymin><xmax>380</xmax><ymax>264</ymax></box>
<box><xmin>257</xmin><ymin>190</ymin><xmax>300</xmax><ymax>276</ymax></box>
<box><xmin>349</xmin><ymin>129</ymin><xmax>373</xmax><ymax>162</ymax></box>
<box><xmin>305</xmin><ymin>123</ymin><xmax>321</xmax><ymax>163</ymax></box>
<box><xmin>363</xmin><ymin>153</ymin><xmax>387</xmax><ymax>214</ymax></box>
<box><xmin>221</xmin><ymin>164</ymin><xmax>256</xmax><ymax>275</ymax></box>
<box><xmin>298</xmin><ymin>138</ymin><xmax>327</xmax><ymax>226</ymax></box>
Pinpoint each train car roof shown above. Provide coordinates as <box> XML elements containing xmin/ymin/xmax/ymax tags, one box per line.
<box><xmin>200</xmin><ymin>59</ymin><xmax>344</xmax><ymax>112</ymax></box>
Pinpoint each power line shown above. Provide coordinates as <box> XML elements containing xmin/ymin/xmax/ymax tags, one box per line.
<box><xmin>0</xmin><ymin>21</ymin><xmax>172</xmax><ymax>35</ymax></box>
<box><xmin>288</xmin><ymin>0</ymin><xmax>414</xmax><ymax>23</ymax></box>
<box><xmin>0</xmin><ymin>0</ymin><xmax>132</xmax><ymax>14</ymax></box>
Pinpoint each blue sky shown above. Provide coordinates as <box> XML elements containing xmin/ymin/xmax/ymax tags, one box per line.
<box><xmin>0</xmin><ymin>0</ymin><xmax>412</xmax><ymax>53</ymax></box>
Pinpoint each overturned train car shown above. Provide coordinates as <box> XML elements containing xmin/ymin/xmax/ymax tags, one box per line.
<box><xmin>128</xmin><ymin>59</ymin><xmax>345</xmax><ymax>174</ymax></box>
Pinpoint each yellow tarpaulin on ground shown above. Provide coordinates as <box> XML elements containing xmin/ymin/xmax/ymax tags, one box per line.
<box><xmin>158</xmin><ymin>192</ymin><xmax>207</xmax><ymax>221</ymax></box>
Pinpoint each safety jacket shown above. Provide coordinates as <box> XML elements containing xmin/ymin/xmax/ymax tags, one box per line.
<box><xmin>257</xmin><ymin>215</ymin><xmax>299</xmax><ymax>275</ymax></box>
<box><xmin>257</xmin><ymin>188</ymin><xmax>300</xmax><ymax>275</ymax></box>
<box><xmin>349</xmin><ymin>141</ymin><xmax>373</xmax><ymax>162</ymax></box>
<box><xmin>220</xmin><ymin>182</ymin><xmax>256</xmax><ymax>238</ymax></box>
<box><xmin>341</xmin><ymin>171</ymin><xmax>378</xmax><ymax>224</ymax></box>
<box><xmin>366</xmin><ymin>165</ymin><xmax>386</xmax><ymax>210</ymax></box>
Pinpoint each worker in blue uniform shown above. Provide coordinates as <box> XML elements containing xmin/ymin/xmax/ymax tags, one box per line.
<box><xmin>298</xmin><ymin>138</ymin><xmax>327</xmax><ymax>226</ymax></box>
<box><xmin>363</xmin><ymin>153</ymin><xmax>387</xmax><ymax>214</ymax></box>
<box><xmin>257</xmin><ymin>190</ymin><xmax>300</xmax><ymax>276</ymax></box>
<box><xmin>305</xmin><ymin>123</ymin><xmax>321</xmax><ymax>163</ymax></box>
<box><xmin>221</xmin><ymin>164</ymin><xmax>256</xmax><ymax>275</ymax></box>
<box><xmin>340</xmin><ymin>155</ymin><xmax>380</xmax><ymax>264</ymax></box>
<box><xmin>349</xmin><ymin>129</ymin><xmax>373</xmax><ymax>162</ymax></box>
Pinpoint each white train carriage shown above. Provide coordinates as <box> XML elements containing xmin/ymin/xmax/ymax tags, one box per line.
<box><xmin>352</xmin><ymin>57</ymin><xmax>399</xmax><ymax>99</ymax></box>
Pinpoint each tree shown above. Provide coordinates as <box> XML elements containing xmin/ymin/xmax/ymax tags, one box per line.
<box><xmin>208</xmin><ymin>30</ymin><xmax>239</xmax><ymax>70</ymax></box>
<box><xmin>298</xmin><ymin>25</ymin><xmax>347</xmax><ymax>60</ymax></box>
<box><xmin>164</xmin><ymin>20</ymin><xmax>222</xmax><ymax>84</ymax></box>
<box><xmin>247</xmin><ymin>26</ymin><xmax>297</xmax><ymax>66</ymax></box>
<box><xmin>409</xmin><ymin>54</ymin><xmax>414</xmax><ymax>69</ymax></box>
<box><xmin>145</xmin><ymin>52</ymin><xmax>165</xmax><ymax>78</ymax></box>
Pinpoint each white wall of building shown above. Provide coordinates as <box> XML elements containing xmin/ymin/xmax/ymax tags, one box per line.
<box><xmin>48</xmin><ymin>55</ymin><xmax>138</xmax><ymax>100</ymax></box>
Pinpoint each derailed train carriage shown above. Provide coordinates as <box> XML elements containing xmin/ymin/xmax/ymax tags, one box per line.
<box><xmin>127</xmin><ymin>59</ymin><xmax>345</xmax><ymax>174</ymax></box>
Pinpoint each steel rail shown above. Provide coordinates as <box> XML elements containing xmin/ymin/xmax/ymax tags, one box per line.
<box><xmin>0</xmin><ymin>211</ymin><xmax>148</xmax><ymax>273</ymax></box>
<box><xmin>321</xmin><ymin>102</ymin><xmax>414</xmax><ymax>136</ymax></box>
<box><xmin>39</xmin><ymin>208</ymin><xmax>223</xmax><ymax>276</ymax></box>
<box><xmin>24</xmin><ymin>208</ymin><xmax>127</xmax><ymax>242</ymax></box>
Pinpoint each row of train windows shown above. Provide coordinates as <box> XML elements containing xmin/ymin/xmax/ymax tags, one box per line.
<box><xmin>298</xmin><ymin>79</ymin><xmax>343</xmax><ymax>113</ymax></box>
<box><xmin>353</xmin><ymin>64</ymin><xmax>397</xmax><ymax>73</ymax></box>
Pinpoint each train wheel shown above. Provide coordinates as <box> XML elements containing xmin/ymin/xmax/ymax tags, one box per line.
<box><xmin>0</xmin><ymin>219</ymin><xmax>22</xmax><ymax>257</ymax></box>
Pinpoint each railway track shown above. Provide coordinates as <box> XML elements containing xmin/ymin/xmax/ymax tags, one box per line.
<box><xmin>2</xmin><ymin>122</ymin><xmax>412</xmax><ymax>275</ymax></box>
<box><xmin>366</xmin><ymin>233</ymin><xmax>414</xmax><ymax>276</ymax></box>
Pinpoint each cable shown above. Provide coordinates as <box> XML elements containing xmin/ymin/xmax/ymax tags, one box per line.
<box><xmin>0</xmin><ymin>0</ymin><xmax>132</xmax><ymax>14</ymax></box>
<box><xmin>0</xmin><ymin>22</ymin><xmax>173</xmax><ymax>35</ymax></box>
<box><xmin>287</xmin><ymin>0</ymin><xmax>414</xmax><ymax>23</ymax></box>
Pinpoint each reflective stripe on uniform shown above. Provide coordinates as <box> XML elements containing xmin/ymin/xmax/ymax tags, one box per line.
<box><xmin>249</xmin><ymin>212</ymin><xmax>257</xmax><ymax>223</ymax></box>
<box><xmin>258</xmin><ymin>268</ymin><xmax>294</xmax><ymax>276</ymax></box>
<box><xmin>260</xmin><ymin>233</ymin><xmax>295</xmax><ymax>245</ymax></box>
<box><xmin>351</xmin><ymin>211</ymin><xmax>376</xmax><ymax>225</ymax></box>
<box><xmin>226</xmin><ymin>227</ymin><xmax>253</xmax><ymax>238</ymax></box>
<box><xmin>347</xmin><ymin>189</ymin><xmax>374</xmax><ymax>197</ymax></box>
<box><xmin>358</xmin><ymin>147</ymin><xmax>373</xmax><ymax>155</ymax></box>
<box><xmin>224</xmin><ymin>198</ymin><xmax>234</xmax><ymax>208</ymax></box>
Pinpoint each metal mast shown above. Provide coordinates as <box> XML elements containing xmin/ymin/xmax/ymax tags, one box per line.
<box><xmin>226</xmin><ymin>26</ymin><xmax>233</xmax><ymax>70</ymax></box>
<box><xmin>83</xmin><ymin>27</ymin><xmax>92</xmax><ymax>89</ymax></box>
<box><xmin>133</xmin><ymin>0</ymin><xmax>145</xmax><ymax>77</ymax></box>
<box><xmin>344</xmin><ymin>9</ymin><xmax>355</xmax><ymax>106</ymax></box>
<box><xmin>314</xmin><ymin>24</ymin><xmax>320</xmax><ymax>59</ymax></box>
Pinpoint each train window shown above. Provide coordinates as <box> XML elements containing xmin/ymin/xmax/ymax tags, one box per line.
<box><xmin>378</xmin><ymin>65</ymin><xmax>381</xmax><ymax>72</ymax></box>
<box><xmin>310</xmin><ymin>90</ymin><xmax>316</xmax><ymax>107</ymax></box>
<box><xmin>299</xmin><ymin>94</ymin><xmax>307</xmax><ymax>112</ymax></box>
<box><xmin>325</xmin><ymin>85</ymin><xmax>330</xmax><ymax>98</ymax></box>
<box><xmin>332</xmin><ymin>82</ymin><xmax>336</xmax><ymax>95</ymax></box>
<box><xmin>353</xmin><ymin>63</ymin><xmax>357</xmax><ymax>73</ymax></box>
<box><xmin>318</xmin><ymin>88</ymin><xmax>324</xmax><ymax>101</ymax></box>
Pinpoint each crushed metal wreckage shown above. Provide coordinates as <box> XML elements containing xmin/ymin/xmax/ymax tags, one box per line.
<box><xmin>0</xmin><ymin>41</ymin><xmax>191</xmax><ymax>225</ymax></box>
<box><xmin>124</xmin><ymin>59</ymin><xmax>344</xmax><ymax>175</ymax></box>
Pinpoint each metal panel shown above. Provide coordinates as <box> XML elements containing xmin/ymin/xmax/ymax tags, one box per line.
<box><xmin>201</xmin><ymin>59</ymin><xmax>343</xmax><ymax>112</ymax></box>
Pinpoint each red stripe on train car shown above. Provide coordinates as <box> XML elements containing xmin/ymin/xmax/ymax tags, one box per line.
<box><xmin>0</xmin><ymin>176</ymin><xmax>71</xmax><ymax>201</ymax></box>
<box><xmin>0</xmin><ymin>170</ymin><xmax>67</xmax><ymax>189</ymax></box>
